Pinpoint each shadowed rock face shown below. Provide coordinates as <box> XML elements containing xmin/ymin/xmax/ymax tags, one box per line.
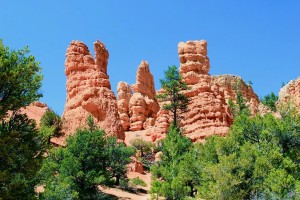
<box><xmin>278</xmin><ymin>77</ymin><xmax>300</xmax><ymax>110</ymax></box>
<box><xmin>62</xmin><ymin>40</ymin><xmax>124</xmax><ymax>140</ymax></box>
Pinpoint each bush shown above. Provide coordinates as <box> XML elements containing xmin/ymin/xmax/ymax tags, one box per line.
<box><xmin>130</xmin><ymin>138</ymin><xmax>154</xmax><ymax>157</ymax></box>
<box><xmin>261</xmin><ymin>92</ymin><xmax>278</xmax><ymax>112</ymax></box>
<box><xmin>40</xmin><ymin>109</ymin><xmax>62</xmax><ymax>137</ymax></box>
<box><xmin>130</xmin><ymin>177</ymin><xmax>147</xmax><ymax>187</ymax></box>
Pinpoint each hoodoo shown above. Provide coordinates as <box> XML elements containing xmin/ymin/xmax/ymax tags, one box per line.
<box><xmin>178</xmin><ymin>40</ymin><xmax>232</xmax><ymax>141</ymax></box>
<box><xmin>62</xmin><ymin>40</ymin><xmax>124</xmax><ymax>140</ymax></box>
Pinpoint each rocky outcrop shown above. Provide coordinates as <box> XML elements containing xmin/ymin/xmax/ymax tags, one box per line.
<box><xmin>211</xmin><ymin>75</ymin><xmax>260</xmax><ymax>115</ymax></box>
<box><xmin>62</xmin><ymin>40</ymin><xmax>124</xmax><ymax>140</ymax></box>
<box><xmin>128</xmin><ymin>61</ymin><xmax>159</xmax><ymax>131</ymax></box>
<box><xmin>117</xmin><ymin>81</ymin><xmax>132</xmax><ymax>131</ymax></box>
<box><xmin>178</xmin><ymin>40</ymin><xmax>232</xmax><ymax>141</ymax></box>
<box><xmin>19</xmin><ymin>101</ymin><xmax>48</xmax><ymax>125</ymax></box>
<box><xmin>278</xmin><ymin>77</ymin><xmax>300</xmax><ymax>110</ymax></box>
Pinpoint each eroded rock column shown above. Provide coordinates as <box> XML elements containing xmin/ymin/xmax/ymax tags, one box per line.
<box><xmin>129</xmin><ymin>60</ymin><xmax>159</xmax><ymax>131</ymax></box>
<box><xmin>178</xmin><ymin>40</ymin><xmax>231</xmax><ymax>142</ymax></box>
<box><xmin>62</xmin><ymin>40</ymin><xmax>124</xmax><ymax>140</ymax></box>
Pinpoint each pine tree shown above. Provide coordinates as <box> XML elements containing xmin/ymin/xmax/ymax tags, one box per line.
<box><xmin>157</xmin><ymin>65</ymin><xmax>190</xmax><ymax>127</ymax></box>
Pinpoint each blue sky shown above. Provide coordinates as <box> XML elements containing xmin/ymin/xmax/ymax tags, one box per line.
<box><xmin>1</xmin><ymin>1</ymin><xmax>299</xmax><ymax>115</ymax></box>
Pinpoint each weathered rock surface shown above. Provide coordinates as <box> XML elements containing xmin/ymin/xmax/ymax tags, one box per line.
<box><xmin>19</xmin><ymin>101</ymin><xmax>48</xmax><ymax>125</ymax></box>
<box><xmin>278</xmin><ymin>77</ymin><xmax>300</xmax><ymax>110</ymax></box>
<box><xmin>211</xmin><ymin>75</ymin><xmax>260</xmax><ymax>115</ymax></box>
<box><xmin>128</xmin><ymin>61</ymin><xmax>159</xmax><ymax>131</ymax></box>
<box><xmin>62</xmin><ymin>40</ymin><xmax>124</xmax><ymax>140</ymax></box>
<box><xmin>146</xmin><ymin>89</ymin><xmax>171</xmax><ymax>141</ymax></box>
<box><xmin>117</xmin><ymin>81</ymin><xmax>132</xmax><ymax>131</ymax></box>
<box><xmin>177</xmin><ymin>40</ymin><xmax>232</xmax><ymax>142</ymax></box>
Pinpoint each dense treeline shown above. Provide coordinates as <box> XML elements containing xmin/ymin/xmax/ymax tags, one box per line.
<box><xmin>150</xmin><ymin>107</ymin><xmax>300</xmax><ymax>199</ymax></box>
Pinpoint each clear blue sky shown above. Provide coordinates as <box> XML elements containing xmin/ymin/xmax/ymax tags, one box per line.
<box><xmin>1</xmin><ymin>1</ymin><xmax>299</xmax><ymax>115</ymax></box>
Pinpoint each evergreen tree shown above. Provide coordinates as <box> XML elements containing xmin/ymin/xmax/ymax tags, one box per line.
<box><xmin>196</xmin><ymin>110</ymin><xmax>300</xmax><ymax>199</ymax></box>
<box><xmin>0</xmin><ymin>41</ymin><xmax>44</xmax><ymax>199</ymax></box>
<box><xmin>228</xmin><ymin>80</ymin><xmax>251</xmax><ymax>117</ymax></box>
<box><xmin>40</xmin><ymin>118</ymin><xmax>135</xmax><ymax>199</ymax></box>
<box><xmin>40</xmin><ymin>128</ymin><xmax>109</xmax><ymax>199</ymax></box>
<box><xmin>39</xmin><ymin>109</ymin><xmax>62</xmax><ymax>146</ymax></box>
<box><xmin>130</xmin><ymin>138</ymin><xmax>154</xmax><ymax>158</ymax></box>
<box><xmin>261</xmin><ymin>92</ymin><xmax>278</xmax><ymax>112</ymax></box>
<box><xmin>106</xmin><ymin>136</ymin><xmax>135</xmax><ymax>185</ymax></box>
<box><xmin>0</xmin><ymin>114</ymin><xmax>46</xmax><ymax>200</ymax></box>
<box><xmin>0</xmin><ymin>40</ymin><xmax>43</xmax><ymax>118</ymax></box>
<box><xmin>157</xmin><ymin>65</ymin><xmax>190</xmax><ymax>127</ymax></box>
<box><xmin>151</xmin><ymin>124</ymin><xmax>192</xmax><ymax>199</ymax></box>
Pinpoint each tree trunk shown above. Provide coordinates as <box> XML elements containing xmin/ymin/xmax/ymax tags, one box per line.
<box><xmin>115</xmin><ymin>175</ymin><xmax>120</xmax><ymax>185</ymax></box>
<box><xmin>174</xmin><ymin>108</ymin><xmax>177</xmax><ymax>127</ymax></box>
<box><xmin>190</xmin><ymin>183</ymin><xmax>194</xmax><ymax>197</ymax></box>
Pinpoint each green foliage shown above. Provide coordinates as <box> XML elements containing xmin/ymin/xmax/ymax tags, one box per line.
<box><xmin>40</xmin><ymin>128</ymin><xmax>108</xmax><ymax>199</ymax></box>
<box><xmin>151</xmin><ymin>124</ymin><xmax>194</xmax><ymax>199</ymax></box>
<box><xmin>156</xmin><ymin>65</ymin><xmax>190</xmax><ymax>127</ymax></box>
<box><xmin>130</xmin><ymin>138</ymin><xmax>154</xmax><ymax>157</ymax></box>
<box><xmin>261</xmin><ymin>92</ymin><xmax>278</xmax><ymax>112</ymax></box>
<box><xmin>39</xmin><ymin>109</ymin><xmax>62</xmax><ymax>145</ymax></box>
<box><xmin>0</xmin><ymin>40</ymin><xmax>43</xmax><ymax>117</ymax></box>
<box><xmin>106</xmin><ymin>136</ymin><xmax>135</xmax><ymax>185</ymax></box>
<box><xmin>86</xmin><ymin>114</ymin><xmax>96</xmax><ymax>131</ymax></box>
<box><xmin>0</xmin><ymin>114</ymin><xmax>47</xmax><ymax>200</ymax></box>
<box><xmin>196</xmin><ymin>110</ymin><xmax>300</xmax><ymax>199</ymax></box>
<box><xmin>228</xmin><ymin>80</ymin><xmax>251</xmax><ymax>117</ymax></box>
<box><xmin>40</xmin><ymin>117</ymin><xmax>135</xmax><ymax>199</ymax></box>
<box><xmin>130</xmin><ymin>177</ymin><xmax>147</xmax><ymax>187</ymax></box>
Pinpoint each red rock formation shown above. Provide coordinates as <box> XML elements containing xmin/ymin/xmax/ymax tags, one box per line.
<box><xmin>19</xmin><ymin>101</ymin><xmax>48</xmax><ymax>125</ymax></box>
<box><xmin>128</xmin><ymin>61</ymin><xmax>159</xmax><ymax>131</ymax></box>
<box><xmin>278</xmin><ymin>77</ymin><xmax>300</xmax><ymax>110</ymax></box>
<box><xmin>62</xmin><ymin>40</ymin><xmax>124</xmax><ymax>140</ymax></box>
<box><xmin>146</xmin><ymin>89</ymin><xmax>171</xmax><ymax>141</ymax></box>
<box><xmin>178</xmin><ymin>40</ymin><xmax>232</xmax><ymax>142</ymax></box>
<box><xmin>211</xmin><ymin>75</ymin><xmax>260</xmax><ymax>115</ymax></box>
<box><xmin>117</xmin><ymin>81</ymin><xmax>132</xmax><ymax>131</ymax></box>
